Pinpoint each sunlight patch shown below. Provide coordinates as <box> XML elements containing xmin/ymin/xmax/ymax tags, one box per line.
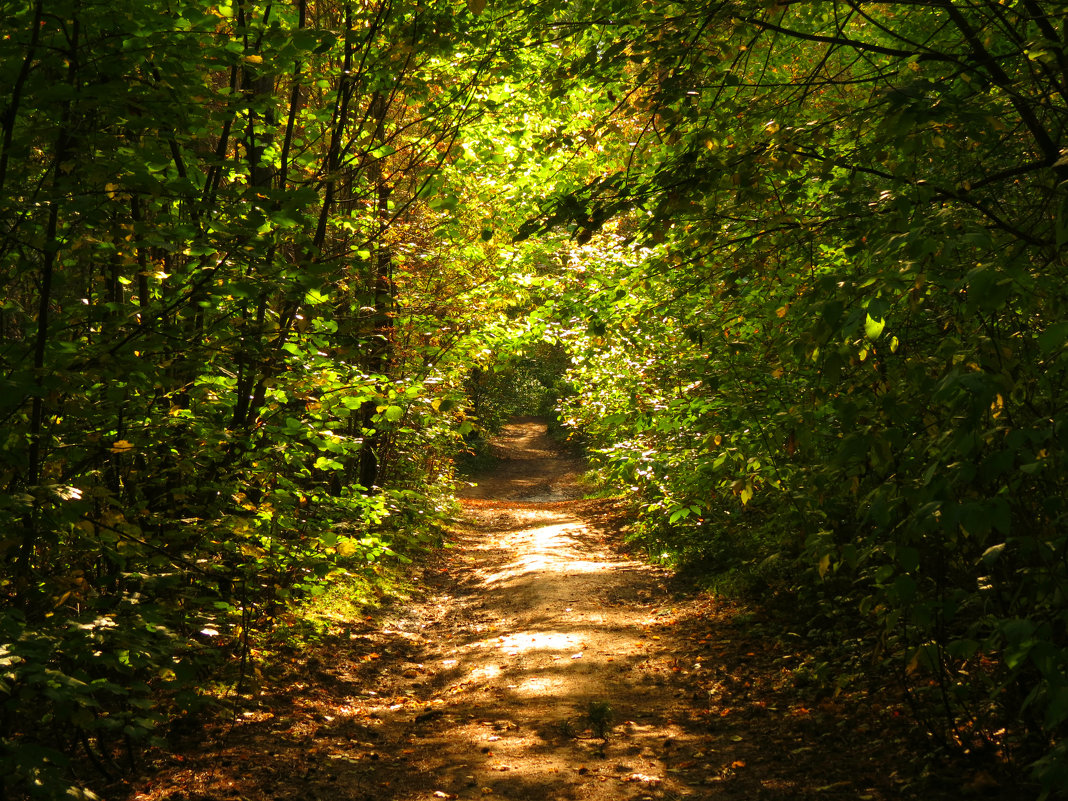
<box><xmin>482</xmin><ymin>524</ymin><xmax>607</xmax><ymax>583</ymax></box>
<box><xmin>513</xmin><ymin>675</ymin><xmax>567</xmax><ymax>696</ymax></box>
<box><xmin>491</xmin><ymin>630</ymin><xmax>584</xmax><ymax>655</ymax></box>
<box><xmin>467</xmin><ymin>663</ymin><xmax>503</xmax><ymax>681</ymax></box>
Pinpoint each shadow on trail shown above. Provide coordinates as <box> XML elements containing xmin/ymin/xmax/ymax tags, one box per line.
<box><xmin>123</xmin><ymin>418</ymin><xmax>929</xmax><ymax>801</ymax></box>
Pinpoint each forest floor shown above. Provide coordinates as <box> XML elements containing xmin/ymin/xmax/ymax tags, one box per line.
<box><xmin>121</xmin><ymin>418</ymin><xmax>1017</xmax><ymax>801</ymax></box>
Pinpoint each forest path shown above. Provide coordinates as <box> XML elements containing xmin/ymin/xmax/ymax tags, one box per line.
<box><xmin>130</xmin><ymin>418</ymin><xmax>918</xmax><ymax>801</ymax></box>
<box><xmin>323</xmin><ymin>416</ymin><xmax>710</xmax><ymax>801</ymax></box>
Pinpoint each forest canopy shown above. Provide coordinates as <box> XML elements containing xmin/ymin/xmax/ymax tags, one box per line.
<box><xmin>1</xmin><ymin>0</ymin><xmax>1066</xmax><ymax>798</ymax></box>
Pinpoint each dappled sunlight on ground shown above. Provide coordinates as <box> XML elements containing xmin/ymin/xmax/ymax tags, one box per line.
<box><xmin>120</xmin><ymin>418</ymin><xmax>934</xmax><ymax>801</ymax></box>
<box><xmin>480</xmin><ymin>521</ymin><xmax>620</xmax><ymax>584</ymax></box>
<box><xmin>487</xmin><ymin>630</ymin><xmax>585</xmax><ymax>655</ymax></box>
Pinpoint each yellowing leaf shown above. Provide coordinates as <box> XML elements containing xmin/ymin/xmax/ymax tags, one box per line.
<box><xmin>991</xmin><ymin>394</ymin><xmax>1004</xmax><ymax>418</ymax></box>
<box><xmin>818</xmin><ymin>553</ymin><xmax>831</xmax><ymax>578</ymax></box>
<box><xmin>110</xmin><ymin>440</ymin><xmax>135</xmax><ymax>454</ymax></box>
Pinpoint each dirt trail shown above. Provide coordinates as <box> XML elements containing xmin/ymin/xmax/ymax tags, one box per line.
<box><xmin>128</xmin><ymin>418</ymin><xmax>930</xmax><ymax>801</ymax></box>
<box><xmin>394</xmin><ymin>417</ymin><xmax>697</xmax><ymax>799</ymax></box>
<box><xmin>325</xmin><ymin>416</ymin><xmax>708</xmax><ymax>800</ymax></box>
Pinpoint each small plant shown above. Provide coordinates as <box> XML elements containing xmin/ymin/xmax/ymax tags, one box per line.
<box><xmin>587</xmin><ymin>700</ymin><xmax>615</xmax><ymax>740</ymax></box>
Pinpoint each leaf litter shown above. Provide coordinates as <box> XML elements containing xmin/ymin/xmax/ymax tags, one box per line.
<box><xmin>117</xmin><ymin>418</ymin><xmax>1017</xmax><ymax>801</ymax></box>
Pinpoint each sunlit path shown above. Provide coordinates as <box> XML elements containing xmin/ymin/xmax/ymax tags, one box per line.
<box><xmin>121</xmin><ymin>420</ymin><xmax>1011</xmax><ymax>801</ymax></box>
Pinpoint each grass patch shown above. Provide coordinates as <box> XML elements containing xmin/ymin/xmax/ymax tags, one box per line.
<box><xmin>575</xmin><ymin>469</ymin><xmax>617</xmax><ymax>499</ymax></box>
<box><xmin>307</xmin><ymin>567</ymin><xmax>415</xmax><ymax>625</ymax></box>
<box><xmin>261</xmin><ymin>564</ymin><xmax>418</xmax><ymax>653</ymax></box>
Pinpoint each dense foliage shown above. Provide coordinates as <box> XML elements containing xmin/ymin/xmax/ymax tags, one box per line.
<box><xmin>526</xmin><ymin>1</ymin><xmax>1068</xmax><ymax>794</ymax></box>
<box><xmin>3</xmin><ymin>0</ymin><xmax>1067</xmax><ymax>797</ymax></box>
<box><xmin>0</xmin><ymin>0</ymin><xmax>508</xmax><ymax>796</ymax></box>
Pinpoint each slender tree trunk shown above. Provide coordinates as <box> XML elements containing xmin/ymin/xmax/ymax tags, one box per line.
<box><xmin>358</xmin><ymin>90</ymin><xmax>394</xmax><ymax>491</ymax></box>
<box><xmin>0</xmin><ymin>0</ymin><xmax>43</xmax><ymax>195</ymax></box>
<box><xmin>18</xmin><ymin>13</ymin><xmax>79</xmax><ymax>575</ymax></box>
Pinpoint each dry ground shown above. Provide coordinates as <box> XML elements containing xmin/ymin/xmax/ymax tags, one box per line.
<box><xmin>119</xmin><ymin>418</ymin><xmax>1021</xmax><ymax>801</ymax></box>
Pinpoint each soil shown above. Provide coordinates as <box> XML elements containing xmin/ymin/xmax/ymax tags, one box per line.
<box><xmin>118</xmin><ymin>417</ymin><xmax>1019</xmax><ymax>801</ymax></box>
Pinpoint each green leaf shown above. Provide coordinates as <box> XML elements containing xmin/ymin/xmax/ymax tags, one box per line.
<box><xmin>892</xmin><ymin>574</ymin><xmax>917</xmax><ymax>604</ymax></box>
<box><xmin>1038</xmin><ymin>322</ymin><xmax>1068</xmax><ymax>355</ymax></box>
<box><xmin>864</xmin><ymin>313</ymin><xmax>886</xmax><ymax>341</ymax></box>
<box><xmin>1045</xmin><ymin>687</ymin><xmax>1068</xmax><ymax>729</ymax></box>
<box><xmin>980</xmin><ymin>543</ymin><xmax>1006</xmax><ymax>564</ymax></box>
<box><xmin>668</xmin><ymin>507</ymin><xmax>690</xmax><ymax>523</ymax></box>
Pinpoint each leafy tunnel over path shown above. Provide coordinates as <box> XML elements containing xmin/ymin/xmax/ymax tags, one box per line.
<box><xmin>3</xmin><ymin>1</ymin><xmax>1068</xmax><ymax>796</ymax></box>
